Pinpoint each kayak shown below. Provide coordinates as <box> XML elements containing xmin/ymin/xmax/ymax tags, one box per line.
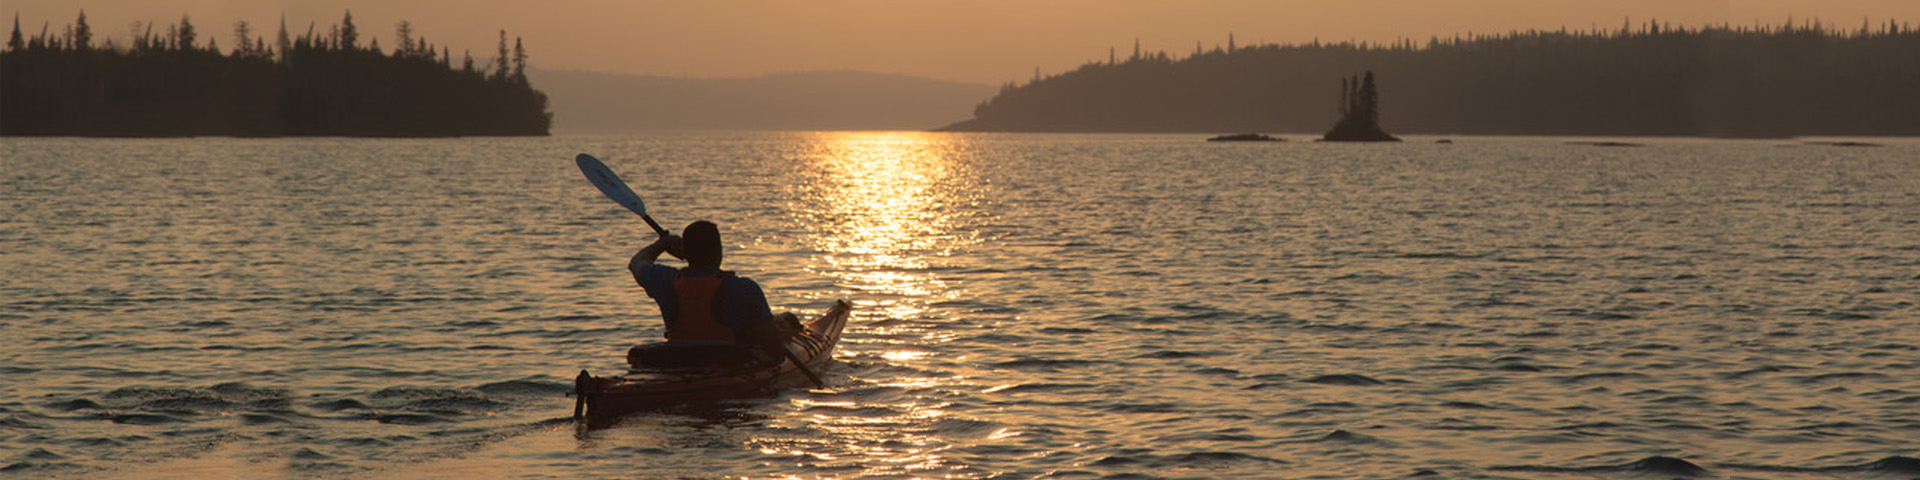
<box><xmin>572</xmin><ymin>300</ymin><xmax>852</xmax><ymax>423</ymax></box>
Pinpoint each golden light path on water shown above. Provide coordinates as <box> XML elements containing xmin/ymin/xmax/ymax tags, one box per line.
<box><xmin>793</xmin><ymin>131</ymin><xmax>978</xmax><ymax>321</ymax></box>
<box><xmin>776</xmin><ymin>132</ymin><xmax>989</xmax><ymax>476</ymax></box>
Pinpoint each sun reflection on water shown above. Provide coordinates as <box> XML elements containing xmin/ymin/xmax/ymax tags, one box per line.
<box><xmin>789</xmin><ymin>131</ymin><xmax>980</xmax><ymax>322</ymax></box>
<box><xmin>780</xmin><ymin>131</ymin><xmax>988</xmax><ymax>476</ymax></box>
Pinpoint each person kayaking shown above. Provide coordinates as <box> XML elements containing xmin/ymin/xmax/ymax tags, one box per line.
<box><xmin>626</xmin><ymin>220</ymin><xmax>779</xmax><ymax>368</ymax></box>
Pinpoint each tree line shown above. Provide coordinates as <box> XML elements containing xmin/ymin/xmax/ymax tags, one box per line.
<box><xmin>941</xmin><ymin>19</ymin><xmax>1920</xmax><ymax>137</ymax></box>
<box><xmin>2</xmin><ymin>11</ymin><xmax>551</xmax><ymax>137</ymax></box>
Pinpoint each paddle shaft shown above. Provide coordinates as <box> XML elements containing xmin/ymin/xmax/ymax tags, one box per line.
<box><xmin>784</xmin><ymin>347</ymin><xmax>826</xmax><ymax>388</ymax></box>
<box><xmin>638</xmin><ymin>215</ymin><xmax>668</xmax><ymax>237</ymax></box>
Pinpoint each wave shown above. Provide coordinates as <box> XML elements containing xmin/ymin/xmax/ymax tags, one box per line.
<box><xmin>1091</xmin><ymin>450</ymin><xmax>1288</xmax><ymax>469</ymax></box>
<box><xmin>1493</xmin><ymin>455</ymin><xmax>1708</xmax><ymax>476</ymax></box>
<box><xmin>1300</xmin><ymin>374</ymin><xmax>1389</xmax><ymax>386</ymax></box>
<box><xmin>474</xmin><ymin>379</ymin><xmax>573</xmax><ymax>397</ymax></box>
<box><xmin>1497</xmin><ymin>456</ymin><xmax>1920</xmax><ymax>477</ymax></box>
<box><xmin>986</xmin><ymin>358</ymin><xmax>1106</xmax><ymax>371</ymax></box>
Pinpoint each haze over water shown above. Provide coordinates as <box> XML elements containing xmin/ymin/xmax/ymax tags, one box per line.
<box><xmin>2</xmin><ymin>133</ymin><xmax>1918</xmax><ymax>479</ymax></box>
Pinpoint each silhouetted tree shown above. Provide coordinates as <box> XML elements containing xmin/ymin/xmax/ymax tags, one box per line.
<box><xmin>338</xmin><ymin>11</ymin><xmax>357</xmax><ymax>50</ymax></box>
<box><xmin>177</xmin><ymin>15</ymin><xmax>196</xmax><ymax>50</ymax></box>
<box><xmin>492</xmin><ymin>30</ymin><xmax>509</xmax><ymax>81</ymax></box>
<box><xmin>275</xmin><ymin>16</ymin><xmax>290</xmax><ymax>61</ymax></box>
<box><xmin>396</xmin><ymin>21</ymin><xmax>414</xmax><ymax>57</ymax></box>
<box><xmin>71</xmin><ymin>10</ymin><xmax>90</xmax><ymax>50</ymax></box>
<box><xmin>512</xmin><ymin>37</ymin><xmax>527</xmax><ymax>83</ymax></box>
<box><xmin>8</xmin><ymin>14</ymin><xmax>22</xmax><ymax>51</ymax></box>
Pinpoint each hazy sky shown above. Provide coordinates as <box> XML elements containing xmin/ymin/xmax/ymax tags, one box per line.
<box><xmin>8</xmin><ymin>1</ymin><xmax>1918</xmax><ymax>84</ymax></box>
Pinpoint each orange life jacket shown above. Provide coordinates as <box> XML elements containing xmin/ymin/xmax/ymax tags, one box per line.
<box><xmin>668</xmin><ymin>270</ymin><xmax>735</xmax><ymax>342</ymax></box>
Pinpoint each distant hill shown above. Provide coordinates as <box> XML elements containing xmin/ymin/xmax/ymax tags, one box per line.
<box><xmin>941</xmin><ymin>23</ymin><xmax>1920</xmax><ymax>137</ymax></box>
<box><xmin>530</xmin><ymin>69</ymin><xmax>995</xmax><ymax>132</ymax></box>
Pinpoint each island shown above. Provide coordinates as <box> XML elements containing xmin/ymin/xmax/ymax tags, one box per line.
<box><xmin>2</xmin><ymin>11</ymin><xmax>552</xmax><ymax>137</ymax></box>
<box><xmin>1321</xmin><ymin>71</ymin><xmax>1399</xmax><ymax>142</ymax></box>
<box><xmin>935</xmin><ymin>21</ymin><xmax>1920</xmax><ymax>137</ymax></box>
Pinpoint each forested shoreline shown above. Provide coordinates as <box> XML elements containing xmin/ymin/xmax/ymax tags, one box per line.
<box><xmin>1</xmin><ymin>11</ymin><xmax>551</xmax><ymax>137</ymax></box>
<box><xmin>942</xmin><ymin>20</ymin><xmax>1920</xmax><ymax>137</ymax></box>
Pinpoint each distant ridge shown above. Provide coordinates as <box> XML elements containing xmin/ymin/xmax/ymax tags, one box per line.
<box><xmin>940</xmin><ymin>22</ymin><xmax>1920</xmax><ymax>137</ymax></box>
<box><xmin>530</xmin><ymin>69</ymin><xmax>995</xmax><ymax>132</ymax></box>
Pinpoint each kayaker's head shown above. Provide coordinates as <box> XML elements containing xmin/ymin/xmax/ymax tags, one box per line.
<box><xmin>682</xmin><ymin>220</ymin><xmax>723</xmax><ymax>268</ymax></box>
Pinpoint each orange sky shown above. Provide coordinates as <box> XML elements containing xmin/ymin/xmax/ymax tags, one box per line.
<box><xmin>7</xmin><ymin>1</ymin><xmax>1917</xmax><ymax>84</ymax></box>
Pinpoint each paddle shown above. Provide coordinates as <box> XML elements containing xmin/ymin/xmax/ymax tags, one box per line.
<box><xmin>575</xmin><ymin>153</ymin><xmax>668</xmax><ymax>237</ymax></box>
<box><xmin>574</xmin><ymin>153</ymin><xmax>826</xmax><ymax>389</ymax></box>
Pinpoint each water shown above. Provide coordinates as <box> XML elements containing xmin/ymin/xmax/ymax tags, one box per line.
<box><xmin>3</xmin><ymin>133</ymin><xmax>1917</xmax><ymax>479</ymax></box>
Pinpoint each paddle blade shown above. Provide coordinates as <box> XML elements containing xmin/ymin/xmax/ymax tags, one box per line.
<box><xmin>575</xmin><ymin>153</ymin><xmax>649</xmax><ymax>217</ymax></box>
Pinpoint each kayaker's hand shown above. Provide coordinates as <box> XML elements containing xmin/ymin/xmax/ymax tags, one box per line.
<box><xmin>631</xmin><ymin>234</ymin><xmax>683</xmax><ymax>274</ymax></box>
<box><xmin>653</xmin><ymin>234</ymin><xmax>686</xmax><ymax>260</ymax></box>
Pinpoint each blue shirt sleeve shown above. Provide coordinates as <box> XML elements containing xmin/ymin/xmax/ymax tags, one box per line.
<box><xmin>638</xmin><ymin>264</ymin><xmax>679</xmax><ymax>331</ymax></box>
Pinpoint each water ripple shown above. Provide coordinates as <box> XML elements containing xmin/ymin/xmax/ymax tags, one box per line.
<box><xmin>5</xmin><ymin>134</ymin><xmax>1918</xmax><ymax>478</ymax></box>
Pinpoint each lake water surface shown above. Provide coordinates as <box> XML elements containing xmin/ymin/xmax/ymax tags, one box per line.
<box><xmin>2</xmin><ymin>133</ymin><xmax>1917</xmax><ymax>479</ymax></box>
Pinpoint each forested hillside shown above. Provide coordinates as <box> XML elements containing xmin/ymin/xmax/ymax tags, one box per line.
<box><xmin>942</xmin><ymin>20</ymin><xmax>1920</xmax><ymax>137</ymax></box>
<box><xmin>2</xmin><ymin>11</ymin><xmax>551</xmax><ymax>137</ymax></box>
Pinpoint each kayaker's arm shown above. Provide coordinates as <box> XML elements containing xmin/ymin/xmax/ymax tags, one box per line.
<box><xmin>629</xmin><ymin>235</ymin><xmax>684</xmax><ymax>276</ymax></box>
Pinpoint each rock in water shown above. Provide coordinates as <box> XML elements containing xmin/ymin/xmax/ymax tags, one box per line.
<box><xmin>1627</xmin><ymin>456</ymin><xmax>1707</xmax><ymax>476</ymax></box>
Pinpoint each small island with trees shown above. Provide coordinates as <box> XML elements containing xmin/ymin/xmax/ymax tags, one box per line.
<box><xmin>1</xmin><ymin>11</ymin><xmax>551</xmax><ymax>137</ymax></box>
<box><xmin>1322</xmin><ymin>71</ymin><xmax>1398</xmax><ymax>141</ymax></box>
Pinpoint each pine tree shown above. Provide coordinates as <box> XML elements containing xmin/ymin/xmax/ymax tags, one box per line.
<box><xmin>493</xmin><ymin>30</ymin><xmax>509</xmax><ymax>81</ymax></box>
<box><xmin>177</xmin><ymin>15</ymin><xmax>196</xmax><ymax>50</ymax></box>
<box><xmin>276</xmin><ymin>16</ymin><xmax>290</xmax><ymax>60</ymax></box>
<box><xmin>233</xmin><ymin>20</ymin><xmax>252</xmax><ymax>56</ymax></box>
<box><xmin>396</xmin><ymin>21</ymin><xmax>413</xmax><ymax>57</ymax></box>
<box><xmin>72</xmin><ymin>10</ymin><xmax>90</xmax><ymax>50</ymax></box>
<box><xmin>339</xmin><ymin>11</ymin><xmax>357</xmax><ymax>50</ymax></box>
<box><xmin>1338</xmin><ymin>76</ymin><xmax>1349</xmax><ymax>116</ymax></box>
<box><xmin>1360</xmin><ymin>71</ymin><xmax>1379</xmax><ymax>125</ymax></box>
<box><xmin>512</xmin><ymin>37</ymin><xmax>527</xmax><ymax>83</ymax></box>
<box><xmin>8</xmin><ymin>14</ymin><xmax>23</xmax><ymax>51</ymax></box>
